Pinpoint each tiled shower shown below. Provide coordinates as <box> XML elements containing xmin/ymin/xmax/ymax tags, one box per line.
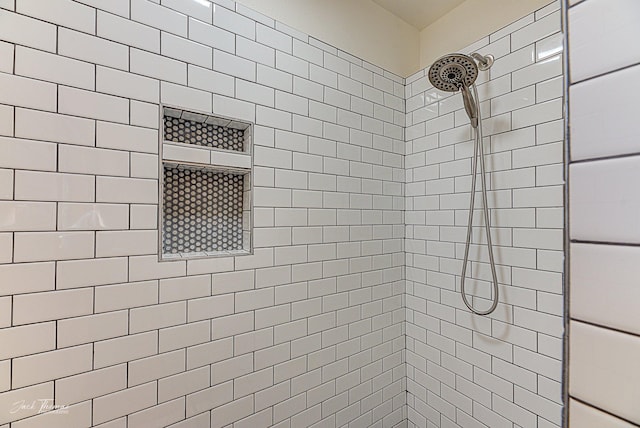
<box><xmin>0</xmin><ymin>0</ymin><xmax>636</xmax><ymax>427</ymax></box>
<box><xmin>405</xmin><ymin>4</ymin><xmax>564</xmax><ymax>427</ymax></box>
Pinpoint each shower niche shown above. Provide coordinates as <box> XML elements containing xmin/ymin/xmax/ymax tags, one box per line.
<box><xmin>159</xmin><ymin>106</ymin><xmax>253</xmax><ymax>260</ymax></box>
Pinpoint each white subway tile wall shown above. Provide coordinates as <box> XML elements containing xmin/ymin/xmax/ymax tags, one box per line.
<box><xmin>405</xmin><ymin>1</ymin><xmax>564</xmax><ymax>427</ymax></box>
<box><xmin>0</xmin><ymin>1</ymin><xmax>406</xmax><ymax>428</ymax></box>
<box><xmin>568</xmin><ymin>0</ymin><xmax>640</xmax><ymax>426</ymax></box>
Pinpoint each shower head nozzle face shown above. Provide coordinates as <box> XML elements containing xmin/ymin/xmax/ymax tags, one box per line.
<box><xmin>428</xmin><ymin>53</ymin><xmax>479</xmax><ymax>92</ymax></box>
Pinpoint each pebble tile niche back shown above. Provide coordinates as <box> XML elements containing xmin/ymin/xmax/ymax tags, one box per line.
<box><xmin>160</xmin><ymin>106</ymin><xmax>253</xmax><ymax>260</ymax></box>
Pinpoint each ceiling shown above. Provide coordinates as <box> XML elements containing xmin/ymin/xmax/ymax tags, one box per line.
<box><xmin>372</xmin><ymin>0</ymin><xmax>466</xmax><ymax>30</ymax></box>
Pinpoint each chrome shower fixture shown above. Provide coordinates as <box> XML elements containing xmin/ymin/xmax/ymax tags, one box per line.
<box><xmin>428</xmin><ymin>52</ymin><xmax>499</xmax><ymax>316</ymax></box>
<box><xmin>428</xmin><ymin>53</ymin><xmax>494</xmax><ymax>128</ymax></box>
<box><xmin>470</xmin><ymin>52</ymin><xmax>494</xmax><ymax>71</ymax></box>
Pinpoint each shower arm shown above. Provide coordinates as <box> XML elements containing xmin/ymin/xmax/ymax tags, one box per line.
<box><xmin>470</xmin><ymin>53</ymin><xmax>494</xmax><ymax>71</ymax></box>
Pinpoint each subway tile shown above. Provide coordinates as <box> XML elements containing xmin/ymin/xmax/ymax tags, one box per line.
<box><xmin>95</xmin><ymin>280</ymin><xmax>158</xmax><ymax>313</ymax></box>
<box><xmin>185</xmin><ymin>382</ymin><xmax>233</xmax><ymax>418</ymax></box>
<box><xmin>187</xmin><ymin>294</ymin><xmax>234</xmax><ymax>322</ymax></box>
<box><xmin>513</xmin><ymin>54</ymin><xmax>562</xmax><ymax>90</ymax></box>
<box><xmin>276</xmin><ymin>51</ymin><xmax>309</xmax><ymax>79</ymax></box>
<box><xmin>58</xmin><ymin>203</ymin><xmax>129</xmax><ymax>231</ymax></box>
<box><xmin>0</xmin><ymin>105</ymin><xmax>12</xmax><ymax>137</ymax></box>
<box><xmin>0</xmin><ymin>322</ymin><xmax>56</xmax><ymax>360</ymax></box>
<box><xmin>571</xmin><ymin>243</ymin><xmax>640</xmax><ymax>336</ymax></box>
<box><xmin>490</xmin><ymin>86</ymin><xmax>535</xmax><ymax>116</ymax></box>
<box><xmin>512</xmin><ymin>98</ymin><xmax>562</xmax><ymax>130</ymax></box>
<box><xmin>162</xmin><ymin>0</ymin><xmax>212</xmax><ymax>23</ymax></box>
<box><xmin>130</xmin><ymin>204</ymin><xmax>159</xmax><ymax>230</ymax></box>
<box><xmin>130</xmin><ymin>101</ymin><xmax>159</xmax><ymax>129</ymax></box>
<box><xmin>14</xmin><ymin>170</ymin><xmax>95</xmax><ymax>202</ymax></box>
<box><xmin>236</xmin><ymin>3</ymin><xmax>274</xmax><ymax>28</ymax></box>
<box><xmin>0</xmin><ymin>9</ymin><xmax>56</xmax><ymax>52</ymax></box>
<box><xmin>128</xmin><ymin>397</ymin><xmax>185</xmax><ymax>428</ymax></box>
<box><xmin>97</xmin><ymin>10</ymin><xmax>160</xmax><ymax>52</ymax></box>
<box><xmin>128</xmin><ymin>350</ymin><xmax>184</xmax><ymax>388</ymax></box>
<box><xmin>60</xmin><ymin>145</ymin><xmax>129</xmax><ymax>177</ymax></box>
<box><xmin>0</xmin><ymin>73</ymin><xmax>57</xmax><ymax>112</ymax></box>
<box><xmin>513</xmin><ymin>141</ymin><xmax>563</xmax><ymax>168</ymax></box>
<box><xmin>570</xmin><ymin>156</ymin><xmax>640</xmax><ymax>243</ymax></box>
<box><xmin>570</xmin><ymin>321</ymin><xmax>640</xmax><ymax>425</ymax></box>
<box><xmin>511</xmin><ymin>11</ymin><xmax>560</xmax><ymax>51</ymax></box>
<box><xmin>235</xmin><ymin>79</ymin><xmax>274</xmax><ymax>108</ymax></box>
<box><xmin>571</xmin><ymin>64</ymin><xmax>640</xmax><ymax>161</ymax></box>
<box><xmin>131</xmin><ymin>48</ymin><xmax>187</xmax><ymax>85</ymax></box>
<box><xmin>13</xmin><ymin>288</ymin><xmax>93</xmax><ymax>325</ymax></box>
<box><xmin>75</xmin><ymin>0</ymin><xmax>128</xmax><ymax>17</ymax></box>
<box><xmin>58</xmin><ymin>311</ymin><xmax>128</xmax><ymax>348</ymax></box>
<box><xmin>214</xmin><ymin>4</ymin><xmax>255</xmax><ymax>40</ymax></box>
<box><xmin>214</xmin><ymin>49</ymin><xmax>256</xmax><ymax>82</ymax></box>
<box><xmin>131</xmin><ymin>153</ymin><xmax>158</xmax><ymax>179</ymax></box>
<box><xmin>97</xmin><ymin>177</ymin><xmax>158</xmax><ymax>204</ymax></box>
<box><xmin>490</xmin><ymin>45</ymin><xmax>535</xmax><ymax>80</ymax></box>
<box><xmin>93</xmin><ymin>381</ymin><xmax>158</xmax><ymax>425</ymax></box>
<box><xmin>161</xmin><ymin>32</ymin><xmax>212</xmax><ymax>69</ymax></box>
<box><xmin>131</xmin><ymin>0</ymin><xmax>187</xmax><ymax>36</ymax></box>
<box><xmin>189</xmin><ymin>17</ymin><xmax>235</xmax><ymax>53</ymax></box>
<box><xmin>159</xmin><ymin>366</ymin><xmax>210</xmax><ymax>403</ymax></box>
<box><xmin>0</xmin><ymin>234</ymin><xmax>11</xmax><ymax>264</ymax></box>
<box><xmin>0</xmin><ymin>41</ymin><xmax>12</xmax><ymax>74</ymax></box>
<box><xmin>94</xmin><ymin>331</ymin><xmax>158</xmax><ymax>369</ymax></box>
<box><xmin>258</xmin><ymin>23</ymin><xmax>292</xmax><ymax>54</ymax></box>
<box><xmin>237</xmin><ymin>36</ymin><xmax>275</xmax><ymax>67</ymax></box>
<box><xmin>130</xmin><ymin>301</ymin><xmax>186</xmax><ymax>334</ymax></box>
<box><xmin>12</xmin><ymin>344</ymin><xmax>93</xmax><ymax>388</ymax></box>
<box><xmin>569</xmin><ymin>0</ymin><xmax>640</xmax><ymax>82</ymax></box>
<box><xmin>0</xmin><ymin>383</ymin><xmax>53</xmax><ymax>425</ymax></box>
<box><xmin>96</xmin><ymin>230</ymin><xmax>157</xmax><ymax>257</ymax></box>
<box><xmin>56</xmin><ymin>364</ymin><xmax>127</xmax><ymax>406</ymax></box>
<box><xmin>59</xmin><ymin>86</ymin><xmax>129</xmax><ymax>124</ymax></box>
<box><xmin>0</xmin><ymin>201</ymin><xmax>56</xmax><ymax>231</ymax></box>
<box><xmin>59</xmin><ymin>28</ymin><xmax>128</xmax><ymax>70</ymax></box>
<box><xmin>213</xmin><ymin>95</ymin><xmax>256</xmax><ymax>123</ymax></box>
<box><xmin>188</xmin><ymin>65</ymin><xmax>235</xmax><ymax>97</ymax></box>
<box><xmin>129</xmin><ymin>255</ymin><xmax>186</xmax><ymax>282</ymax></box>
<box><xmin>569</xmin><ymin>399</ymin><xmax>636</xmax><ymax>428</ymax></box>
<box><xmin>18</xmin><ymin>0</ymin><xmax>96</xmax><ymax>33</ymax></box>
<box><xmin>11</xmin><ymin>399</ymin><xmax>92</xmax><ymax>428</ymax></box>
<box><xmin>14</xmin><ymin>232</ymin><xmax>94</xmax><ymax>262</ymax></box>
<box><xmin>15</xmin><ymin>109</ymin><xmax>95</xmax><ymax>147</ymax></box>
<box><xmin>97</xmin><ymin>122</ymin><xmax>159</xmax><ymax>154</ymax></box>
<box><xmin>210</xmin><ymin>395</ymin><xmax>254</xmax><ymax>428</ymax></box>
<box><xmin>0</xmin><ymin>262</ymin><xmax>55</xmax><ymax>295</ymax></box>
<box><xmin>97</xmin><ymin>66</ymin><xmax>160</xmax><ymax>104</ymax></box>
<box><xmin>161</xmin><ymin>82</ymin><xmax>212</xmax><ymax>114</ymax></box>
<box><xmin>15</xmin><ymin>46</ymin><xmax>94</xmax><ymax>90</ymax></box>
<box><xmin>159</xmin><ymin>320</ymin><xmax>210</xmax><ymax>353</ymax></box>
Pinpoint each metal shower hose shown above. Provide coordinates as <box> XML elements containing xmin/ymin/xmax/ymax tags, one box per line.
<box><xmin>459</xmin><ymin>83</ymin><xmax>499</xmax><ymax>315</ymax></box>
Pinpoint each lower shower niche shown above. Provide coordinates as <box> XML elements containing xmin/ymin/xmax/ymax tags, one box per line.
<box><xmin>160</xmin><ymin>105</ymin><xmax>253</xmax><ymax>260</ymax></box>
<box><xmin>162</xmin><ymin>165</ymin><xmax>250</xmax><ymax>258</ymax></box>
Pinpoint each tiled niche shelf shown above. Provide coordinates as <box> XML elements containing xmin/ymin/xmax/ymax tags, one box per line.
<box><xmin>160</xmin><ymin>106</ymin><xmax>253</xmax><ymax>260</ymax></box>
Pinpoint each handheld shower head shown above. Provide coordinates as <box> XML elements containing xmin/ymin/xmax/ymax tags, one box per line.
<box><xmin>428</xmin><ymin>53</ymin><xmax>480</xmax><ymax>127</ymax></box>
<box><xmin>428</xmin><ymin>53</ymin><xmax>479</xmax><ymax>92</ymax></box>
<box><xmin>428</xmin><ymin>52</ymin><xmax>500</xmax><ymax>316</ymax></box>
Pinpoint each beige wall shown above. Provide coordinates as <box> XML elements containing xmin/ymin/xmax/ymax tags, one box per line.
<box><xmin>419</xmin><ymin>0</ymin><xmax>551</xmax><ymax>69</ymax></box>
<box><xmin>235</xmin><ymin>0</ymin><xmax>420</xmax><ymax>77</ymax></box>
<box><xmin>236</xmin><ymin>0</ymin><xmax>552</xmax><ymax>77</ymax></box>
